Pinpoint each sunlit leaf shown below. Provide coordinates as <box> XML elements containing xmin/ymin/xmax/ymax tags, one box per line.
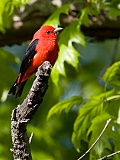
<box><xmin>51</xmin><ymin>44</ymin><xmax>80</xmax><ymax>84</ymax></box>
<box><xmin>51</xmin><ymin>20</ymin><xmax>85</xmax><ymax>85</ymax></box>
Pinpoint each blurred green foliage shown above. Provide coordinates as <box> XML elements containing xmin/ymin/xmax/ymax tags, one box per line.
<box><xmin>0</xmin><ymin>0</ymin><xmax>29</xmax><ymax>32</ymax></box>
<box><xmin>0</xmin><ymin>0</ymin><xmax>120</xmax><ymax>160</ymax></box>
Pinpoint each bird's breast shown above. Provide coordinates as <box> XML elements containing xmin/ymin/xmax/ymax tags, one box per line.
<box><xmin>20</xmin><ymin>40</ymin><xmax>59</xmax><ymax>82</ymax></box>
<box><xmin>31</xmin><ymin>40</ymin><xmax>59</xmax><ymax>68</ymax></box>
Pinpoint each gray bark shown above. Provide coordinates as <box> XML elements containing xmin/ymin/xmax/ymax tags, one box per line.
<box><xmin>11</xmin><ymin>61</ymin><xmax>52</xmax><ymax>160</ymax></box>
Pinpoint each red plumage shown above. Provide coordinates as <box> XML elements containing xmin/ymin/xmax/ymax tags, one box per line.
<box><xmin>8</xmin><ymin>25</ymin><xmax>63</xmax><ymax>97</ymax></box>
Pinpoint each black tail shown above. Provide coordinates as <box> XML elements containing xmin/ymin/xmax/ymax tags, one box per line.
<box><xmin>8</xmin><ymin>80</ymin><xmax>27</xmax><ymax>98</ymax></box>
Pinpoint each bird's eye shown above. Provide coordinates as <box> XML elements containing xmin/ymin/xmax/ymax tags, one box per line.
<box><xmin>46</xmin><ymin>31</ymin><xmax>51</xmax><ymax>34</ymax></box>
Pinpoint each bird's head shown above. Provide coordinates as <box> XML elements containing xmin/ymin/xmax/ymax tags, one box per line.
<box><xmin>34</xmin><ymin>26</ymin><xmax>63</xmax><ymax>40</ymax></box>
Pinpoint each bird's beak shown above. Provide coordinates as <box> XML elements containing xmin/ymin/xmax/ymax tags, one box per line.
<box><xmin>54</xmin><ymin>27</ymin><xmax>63</xmax><ymax>33</ymax></box>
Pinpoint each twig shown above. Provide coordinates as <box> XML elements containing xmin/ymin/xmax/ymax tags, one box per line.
<box><xmin>97</xmin><ymin>150</ymin><xmax>120</xmax><ymax>160</ymax></box>
<box><xmin>77</xmin><ymin>118</ymin><xmax>112</xmax><ymax>160</ymax></box>
<box><xmin>11</xmin><ymin>61</ymin><xmax>52</xmax><ymax>160</ymax></box>
<box><xmin>29</xmin><ymin>132</ymin><xmax>34</xmax><ymax>144</ymax></box>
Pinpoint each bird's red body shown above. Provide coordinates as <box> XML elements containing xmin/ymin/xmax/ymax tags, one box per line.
<box><xmin>9</xmin><ymin>26</ymin><xmax>62</xmax><ymax>97</ymax></box>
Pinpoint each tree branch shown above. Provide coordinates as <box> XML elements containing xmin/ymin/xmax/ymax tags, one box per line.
<box><xmin>11</xmin><ymin>61</ymin><xmax>52</xmax><ymax>160</ymax></box>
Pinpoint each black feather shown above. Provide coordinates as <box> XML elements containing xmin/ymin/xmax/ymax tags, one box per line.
<box><xmin>8</xmin><ymin>39</ymin><xmax>38</xmax><ymax>97</ymax></box>
<box><xmin>19</xmin><ymin>39</ymin><xmax>38</xmax><ymax>81</ymax></box>
<box><xmin>8</xmin><ymin>80</ymin><xmax>27</xmax><ymax>98</ymax></box>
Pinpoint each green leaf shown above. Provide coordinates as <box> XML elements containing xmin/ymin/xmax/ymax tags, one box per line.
<box><xmin>79</xmin><ymin>8</ymin><xmax>90</xmax><ymax>27</ymax></box>
<box><xmin>44</xmin><ymin>4</ymin><xmax>70</xmax><ymax>27</ymax></box>
<box><xmin>103</xmin><ymin>61</ymin><xmax>120</xmax><ymax>88</ymax></box>
<box><xmin>72</xmin><ymin>90</ymin><xmax>115</xmax><ymax>151</ymax></box>
<box><xmin>72</xmin><ymin>100</ymin><xmax>102</xmax><ymax>152</ymax></box>
<box><xmin>0</xmin><ymin>0</ymin><xmax>30</xmax><ymax>32</ymax></box>
<box><xmin>47</xmin><ymin>96</ymin><xmax>83</xmax><ymax>120</ymax></box>
<box><xmin>51</xmin><ymin>44</ymin><xmax>80</xmax><ymax>84</ymax></box>
<box><xmin>58</xmin><ymin>20</ymin><xmax>85</xmax><ymax>46</ymax></box>
<box><xmin>108</xmin><ymin>7</ymin><xmax>120</xmax><ymax>18</ymax></box>
<box><xmin>51</xmin><ymin>20</ymin><xmax>85</xmax><ymax>85</ymax></box>
<box><xmin>88</xmin><ymin>113</ymin><xmax>112</xmax><ymax>159</ymax></box>
<box><xmin>105</xmin><ymin>93</ymin><xmax>120</xmax><ymax>120</ymax></box>
<box><xmin>88</xmin><ymin>115</ymin><xmax>120</xmax><ymax>159</ymax></box>
<box><xmin>87</xmin><ymin>113</ymin><xmax>112</xmax><ymax>143</ymax></box>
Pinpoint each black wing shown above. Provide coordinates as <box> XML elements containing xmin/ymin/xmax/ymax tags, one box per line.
<box><xmin>19</xmin><ymin>39</ymin><xmax>38</xmax><ymax>81</ymax></box>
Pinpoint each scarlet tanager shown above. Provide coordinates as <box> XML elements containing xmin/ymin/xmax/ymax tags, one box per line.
<box><xmin>8</xmin><ymin>25</ymin><xmax>63</xmax><ymax>97</ymax></box>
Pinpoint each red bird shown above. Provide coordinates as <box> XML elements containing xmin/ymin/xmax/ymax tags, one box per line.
<box><xmin>8</xmin><ymin>25</ymin><xmax>63</xmax><ymax>97</ymax></box>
